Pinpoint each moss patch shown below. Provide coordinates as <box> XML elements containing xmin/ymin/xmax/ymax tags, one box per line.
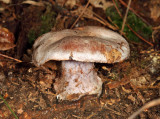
<box><xmin>106</xmin><ymin>6</ymin><xmax>152</xmax><ymax>42</ymax></box>
<box><xmin>27</xmin><ymin>6</ymin><xmax>56</xmax><ymax>45</ymax></box>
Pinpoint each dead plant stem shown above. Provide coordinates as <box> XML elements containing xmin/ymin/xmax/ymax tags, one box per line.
<box><xmin>112</xmin><ymin>0</ymin><xmax>153</xmax><ymax>46</ymax></box>
<box><xmin>118</xmin><ymin>0</ymin><xmax>150</xmax><ymax>26</ymax></box>
<box><xmin>0</xmin><ymin>53</ymin><xmax>22</xmax><ymax>62</ymax></box>
<box><xmin>112</xmin><ymin>0</ymin><xmax>122</xmax><ymax>17</ymax></box>
<box><xmin>128</xmin><ymin>98</ymin><xmax>160</xmax><ymax>119</ymax></box>
<box><xmin>121</xmin><ymin>0</ymin><xmax>132</xmax><ymax>34</ymax></box>
<box><xmin>70</xmin><ymin>0</ymin><xmax>90</xmax><ymax>29</ymax></box>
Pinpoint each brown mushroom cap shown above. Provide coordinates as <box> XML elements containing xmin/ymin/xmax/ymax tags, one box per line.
<box><xmin>33</xmin><ymin>26</ymin><xmax>130</xmax><ymax>66</ymax></box>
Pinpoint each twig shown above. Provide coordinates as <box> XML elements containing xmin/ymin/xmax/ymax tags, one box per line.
<box><xmin>48</xmin><ymin>0</ymin><xmax>55</xmax><ymax>5</ymax></box>
<box><xmin>104</xmin><ymin>106</ymin><xmax>125</xmax><ymax>116</ymax></box>
<box><xmin>50</xmin><ymin>0</ymin><xmax>117</xmax><ymax>30</ymax></box>
<box><xmin>121</xmin><ymin>0</ymin><xmax>132</xmax><ymax>34</ymax></box>
<box><xmin>136</xmin><ymin>86</ymin><xmax>160</xmax><ymax>89</ymax></box>
<box><xmin>152</xmin><ymin>30</ymin><xmax>156</xmax><ymax>43</ymax></box>
<box><xmin>86</xmin><ymin>112</ymin><xmax>97</xmax><ymax>119</ymax></box>
<box><xmin>111</xmin><ymin>0</ymin><xmax>153</xmax><ymax>46</ymax></box>
<box><xmin>70</xmin><ymin>0</ymin><xmax>90</xmax><ymax>29</ymax></box>
<box><xmin>152</xmin><ymin>29</ymin><xmax>159</xmax><ymax>43</ymax></box>
<box><xmin>127</xmin><ymin>25</ymin><xmax>153</xmax><ymax>46</ymax></box>
<box><xmin>152</xmin><ymin>25</ymin><xmax>160</xmax><ymax>30</ymax></box>
<box><xmin>91</xmin><ymin>10</ymin><xmax>117</xmax><ymax>30</ymax></box>
<box><xmin>112</xmin><ymin>0</ymin><xmax>122</xmax><ymax>17</ymax></box>
<box><xmin>130</xmin><ymin>83</ymin><xmax>145</xmax><ymax>104</ymax></box>
<box><xmin>128</xmin><ymin>98</ymin><xmax>160</xmax><ymax>119</ymax></box>
<box><xmin>89</xmin><ymin>16</ymin><xmax>107</xmax><ymax>26</ymax></box>
<box><xmin>72</xmin><ymin>114</ymin><xmax>81</xmax><ymax>119</ymax></box>
<box><xmin>107</xmin><ymin>16</ymin><xmax>120</xmax><ymax>29</ymax></box>
<box><xmin>0</xmin><ymin>53</ymin><xmax>22</xmax><ymax>62</ymax></box>
<box><xmin>62</xmin><ymin>0</ymin><xmax>68</xmax><ymax>7</ymax></box>
<box><xmin>118</xmin><ymin>0</ymin><xmax>151</xmax><ymax>26</ymax></box>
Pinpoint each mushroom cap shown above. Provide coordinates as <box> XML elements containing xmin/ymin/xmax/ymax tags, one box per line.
<box><xmin>33</xmin><ymin>26</ymin><xmax>130</xmax><ymax>66</ymax></box>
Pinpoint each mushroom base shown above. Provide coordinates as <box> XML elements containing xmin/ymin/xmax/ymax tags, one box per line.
<box><xmin>54</xmin><ymin>60</ymin><xmax>102</xmax><ymax>101</ymax></box>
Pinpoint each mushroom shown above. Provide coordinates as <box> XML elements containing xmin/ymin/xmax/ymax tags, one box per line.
<box><xmin>32</xmin><ymin>26</ymin><xmax>130</xmax><ymax>101</ymax></box>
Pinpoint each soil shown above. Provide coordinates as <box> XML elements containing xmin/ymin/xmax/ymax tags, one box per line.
<box><xmin>0</xmin><ymin>0</ymin><xmax>160</xmax><ymax>119</ymax></box>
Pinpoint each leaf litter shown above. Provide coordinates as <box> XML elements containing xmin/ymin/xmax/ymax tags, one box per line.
<box><xmin>0</xmin><ymin>0</ymin><xmax>160</xmax><ymax>118</ymax></box>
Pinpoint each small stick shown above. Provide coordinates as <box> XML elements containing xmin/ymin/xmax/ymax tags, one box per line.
<box><xmin>152</xmin><ymin>25</ymin><xmax>160</xmax><ymax>30</ymax></box>
<box><xmin>112</xmin><ymin>0</ymin><xmax>122</xmax><ymax>17</ymax></box>
<box><xmin>111</xmin><ymin>0</ymin><xmax>153</xmax><ymax>46</ymax></box>
<box><xmin>48</xmin><ymin>0</ymin><xmax>55</xmax><ymax>5</ymax></box>
<box><xmin>121</xmin><ymin>0</ymin><xmax>132</xmax><ymax>34</ymax></box>
<box><xmin>104</xmin><ymin>106</ymin><xmax>125</xmax><ymax>116</ymax></box>
<box><xmin>70</xmin><ymin>0</ymin><xmax>90</xmax><ymax>29</ymax></box>
<box><xmin>118</xmin><ymin>0</ymin><xmax>150</xmax><ymax>26</ymax></box>
<box><xmin>0</xmin><ymin>53</ymin><xmax>22</xmax><ymax>62</ymax></box>
<box><xmin>128</xmin><ymin>98</ymin><xmax>160</xmax><ymax>119</ymax></box>
<box><xmin>86</xmin><ymin>112</ymin><xmax>97</xmax><ymax>119</ymax></box>
<box><xmin>136</xmin><ymin>86</ymin><xmax>160</xmax><ymax>89</ymax></box>
<box><xmin>107</xmin><ymin>16</ymin><xmax>120</xmax><ymax>29</ymax></box>
<box><xmin>91</xmin><ymin>10</ymin><xmax>117</xmax><ymax>30</ymax></box>
<box><xmin>127</xmin><ymin>25</ymin><xmax>153</xmax><ymax>46</ymax></box>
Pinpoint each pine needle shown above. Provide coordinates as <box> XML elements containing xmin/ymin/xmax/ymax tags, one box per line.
<box><xmin>0</xmin><ymin>94</ymin><xmax>18</xmax><ymax>119</ymax></box>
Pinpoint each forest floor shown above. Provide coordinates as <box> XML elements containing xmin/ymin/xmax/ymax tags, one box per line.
<box><xmin>0</xmin><ymin>0</ymin><xmax>160</xmax><ymax>119</ymax></box>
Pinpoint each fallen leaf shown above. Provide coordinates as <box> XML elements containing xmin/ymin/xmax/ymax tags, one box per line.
<box><xmin>0</xmin><ymin>27</ymin><xmax>15</xmax><ymax>51</ymax></box>
<box><xmin>122</xmin><ymin>86</ymin><xmax>131</xmax><ymax>93</ymax></box>
<box><xmin>17</xmin><ymin>108</ymin><xmax>24</xmax><ymax>114</ymax></box>
<box><xmin>65</xmin><ymin>0</ymin><xmax>77</xmax><ymax>8</ymax></box>
<box><xmin>130</xmin><ymin>75</ymin><xmax>150</xmax><ymax>87</ymax></box>
<box><xmin>0</xmin><ymin>0</ymin><xmax>11</xmax><ymax>4</ymax></box>
<box><xmin>71</xmin><ymin>6</ymin><xmax>94</xmax><ymax>19</ymax></box>
<box><xmin>150</xmin><ymin>1</ymin><xmax>160</xmax><ymax>21</ymax></box>
<box><xmin>128</xmin><ymin>94</ymin><xmax>136</xmax><ymax>102</ymax></box>
<box><xmin>19</xmin><ymin>112</ymin><xmax>32</xmax><ymax>119</ymax></box>
<box><xmin>0</xmin><ymin>7</ymin><xmax>5</xmax><ymax>12</ymax></box>
<box><xmin>90</xmin><ymin>0</ymin><xmax>113</xmax><ymax>10</ymax></box>
<box><xmin>0</xmin><ymin>42</ymin><xmax>15</xmax><ymax>51</ymax></box>
<box><xmin>22</xmin><ymin>0</ymin><xmax>45</xmax><ymax>6</ymax></box>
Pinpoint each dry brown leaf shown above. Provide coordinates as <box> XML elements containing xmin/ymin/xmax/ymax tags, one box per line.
<box><xmin>107</xmin><ymin>77</ymin><xmax>130</xmax><ymax>89</ymax></box>
<box><xmin>130</xmin><ymin>74</ymin><xmax>150</xmax><ymax>87</ymax></box>
<box><xmin>65</xmin><ymin>0</ymin><xmax>77</xmax><ymax>8</ymax></box>
<box><xmin>0</xmin><ymin>0</ymin><xmax>11</xmax><ymax>4</ymax></box>
<box><xmin>38</xmin><ymin>96</ymin><xmax>47</xmax><ymax>109</ymax></box>
<box><xmin>53</xmin><ymin>14</ymin><xmax>67</xmax><ymax>31</ymax></box>
<box><xmin>122</xmin><ymin>86</ymin><xmax>131</xmax><ymax>93</ymax></box>
<box><xmin>150</xmin><ymin>6</ymin><xmax>160</xmax><ymax>21</ymax></box>
<box><xmin>90</xmin><ymin>0</ymin><xmax>113</xmax><ymax>10</ymax></box>
<box><xmin>22</xmin><ymin>0</ymin><xmax>45</xmax><ymax>6</ymax></box>
<box><xmin>130</xmin><ymin>83</ymin><xmax>145</xmax><ymax>104</ymax></box>
<box><xmin>71</xmin><ymin>6</ymin><xmax>116</xmax><ymax>29</ymax></box>
<box><xmin>17</xmin><ymin>108</ymin><xmax>24</xmax><ymax>114</ymax></box>
<box><xmin>55</xmin><ymin>0</ymin><xmax>64</xmax><ymax>6</ymax></box>
<box><xmin>150</xmin><ymin>1</ymin><xmax>160</xmax><ymax>21</ymax></box>
<box><xmin>0</xmin><ymin>27</ymin><xmax>15</xmax><ymax>51</ymax></box>
<box><xmin>19</xmin><ymin>112</ymin><xmax>32</xmax><ymax>119</ymax></box>
<box><xmin>56</xmin><ymin>0</ymin><xmax>77</xmax><ymax>8</ymax></box>
<box><xmin>0</xmin><ymin>42</ymin><xmax>15</xmax><ymax>51</ymax></box>
<box><xmin>0</xmin><ymin>27</ymin><xmax>14</xmax><ymax>43</ymax></box>
<box><xmin>71</xmin><ymin>6</ymin><xmax>107</xmax><ymax>25</ymax></box>
<box><xmin>128</xmin><ymin>94</ymin><xmax>136</xmax><ymax>102</ymax></box>
<box><xmin>71</xmin><ymin>6</ymin><xmax>94</xmax><ymax>19</ymax></box>
<box><xmin>0</xmin><ymin>57</ymin><xmax>6</xmax><ymax>67</ymax></box>
<box><xmin>0</xmin><ymin>7</ymin><xmax>5</xmax><ymax>12</ymax></box>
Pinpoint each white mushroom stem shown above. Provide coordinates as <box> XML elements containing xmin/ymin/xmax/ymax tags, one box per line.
<box><xmin>54</xmin><ymin>60</ymin><xmax>102</xmax><ymax>101</ymax></box>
